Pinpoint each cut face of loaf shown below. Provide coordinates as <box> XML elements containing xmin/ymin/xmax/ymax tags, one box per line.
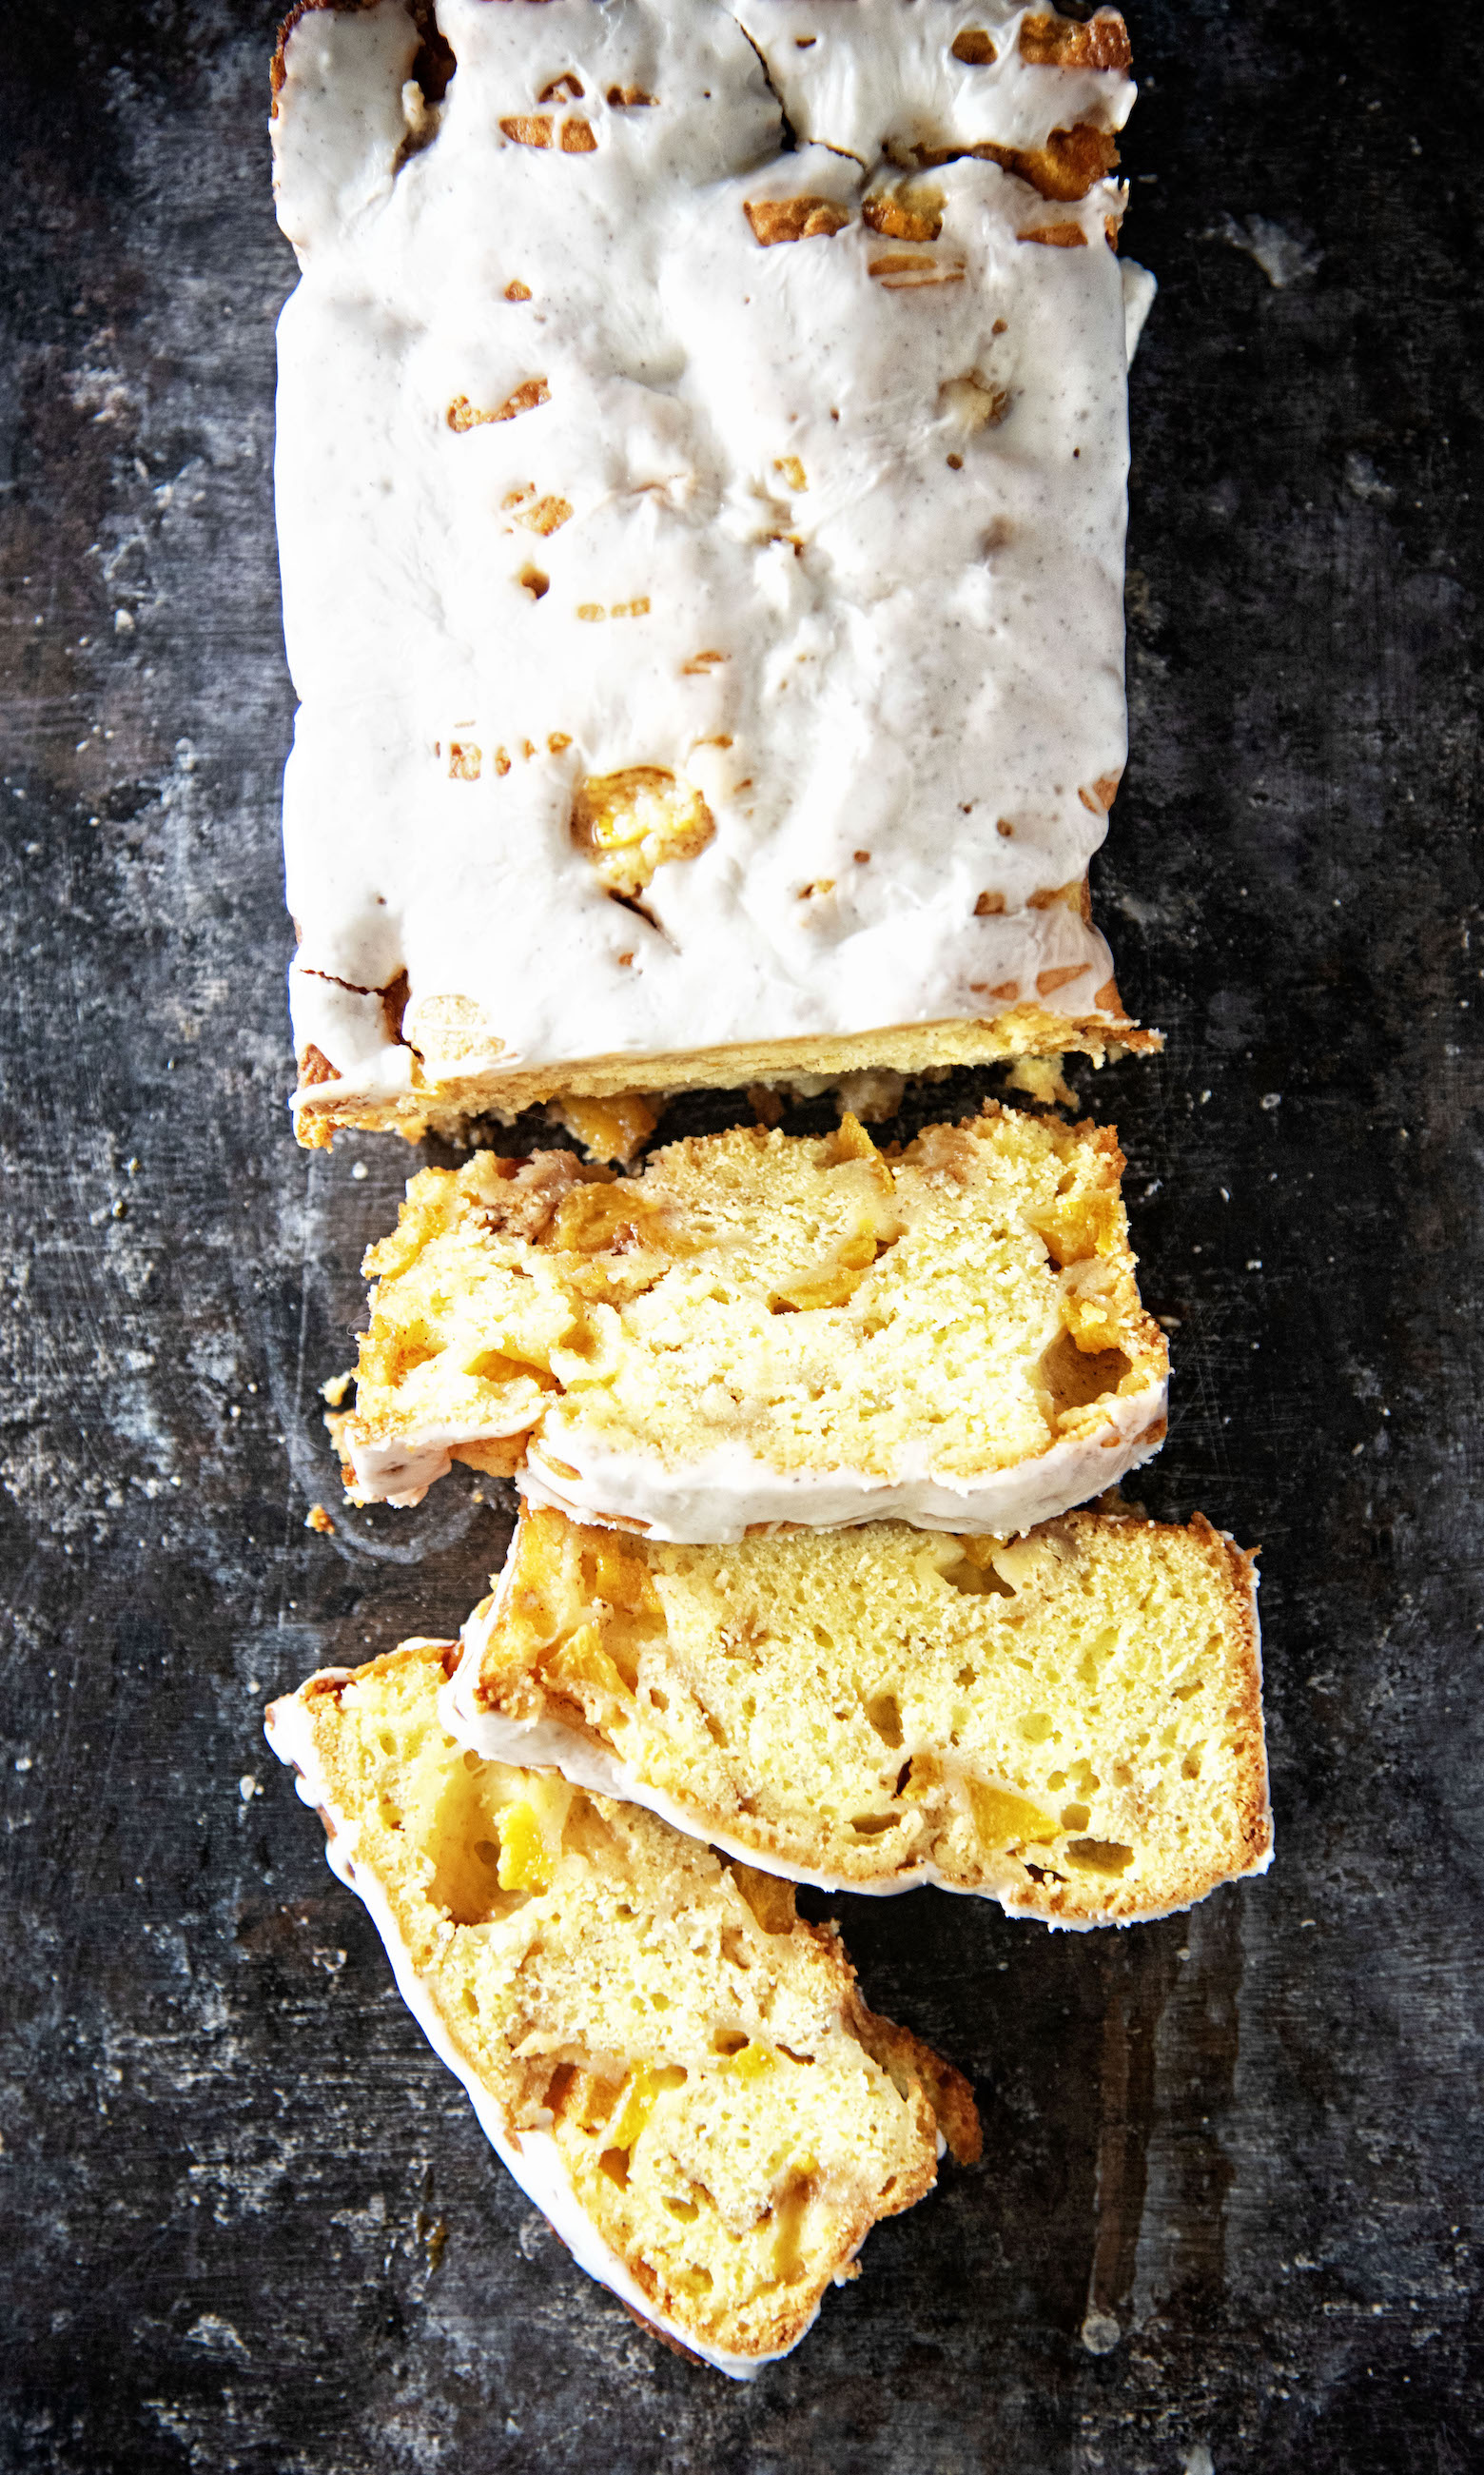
<box><xmin>265</xmin><ymin>1640</ymin><xmax>978</xmax><ymax>2375</ymax></box>
<box><xmin>273</xmin><ymin>0</ymin><xmax>1152</xmax><ymax>1147</ymax></box>
<box><xmin>341</xmin><ymin>1105</ymin><xmax>1168</xmax><ymax>1539</ymax></box>
<box><xmin>448</xmin><ymin>1503</ymin><xmax>1271</xmax><ymax>1925</ymax></box>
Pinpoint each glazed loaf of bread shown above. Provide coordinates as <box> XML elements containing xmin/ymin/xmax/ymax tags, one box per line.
<box><xmin>272</xmin><ymin>0</ymin><xmax>1153</xmax><ymax>1143</ymax></box>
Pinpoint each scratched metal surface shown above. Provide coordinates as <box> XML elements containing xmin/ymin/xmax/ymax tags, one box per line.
<box><xmin>2</xmin><ymin>2</ymin><xmax>1481</xmax><ymax>2467</ymax></box>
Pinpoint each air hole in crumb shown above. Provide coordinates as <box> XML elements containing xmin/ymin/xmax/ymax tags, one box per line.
<box><xmin>849</xmin><ymin>1813</ymin><xmax>900</xmax><ymax>1836</ymax></box>
<box><xmin>1039</xmin><ymin>1331</ymin><xmax>1132</xmax><ymax>1413</ymax></box>
<box><xmin>597</xmin><ymin>2147</ymin><xmax>630</xmax><ymax>2188</ymax></box>
<box><xmin>519</xmin><ymin>566</ymin><xmax>549</xmax><ymax>599</ymax></box>
<box><xmin>942</xmin><ymin>1552</ymin><xmax>1014</xmax><ymax>1598</ymax></box>
<box><xmin>864</xmin><ymin>1691</ymin><xmax>903</xmax><ymax>1749</ymax></box>
<box><xmin>544</xmin><ymin>2063</ymin><xmax>577</xmax><ymax>2113</ymax></box>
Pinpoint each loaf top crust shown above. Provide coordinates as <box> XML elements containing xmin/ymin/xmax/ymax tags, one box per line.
<box><xmin>275</xmin><ymin>0</ymin><xmax>1140</xmax><ymax>1113</ymax></box>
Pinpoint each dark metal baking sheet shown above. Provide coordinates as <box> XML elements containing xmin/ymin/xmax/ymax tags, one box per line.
<box><xmin>2</xmin><ymin>3</ymin><xmax>1480</xmax><ymax>2466</ymax></box>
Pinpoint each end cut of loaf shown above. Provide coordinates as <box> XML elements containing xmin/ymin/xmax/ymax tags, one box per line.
<box><xmin>449</xmin><ymin>1500</ymin><xmax>1271</xmax><ymax>1925</ymax></box>
<box><xmin>272</xmin><ymin>0</ymin><xmax>1154</xmax><ymax>1147</ymax></box>
<box><xmin>340</xmin><ymin>1105</ymin><xmax>1168</xmax><ymax>1541</ymax></box>
<box><xmin>265</xmin><ymin>1638</ymin><xmax>979</xmax><ymax>2375</ymax></box>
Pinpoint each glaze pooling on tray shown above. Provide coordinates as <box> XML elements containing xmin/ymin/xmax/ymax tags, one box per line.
<box><xmin>272</xmin><ymin>0</ymin><xmax>1146</xmax><ymax>1135</ymax></box>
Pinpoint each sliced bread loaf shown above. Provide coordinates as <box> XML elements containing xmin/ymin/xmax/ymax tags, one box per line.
<box><xmin>266</xmin><ymin>1638</ymin><xmax>979</xmax><ymax>2375</ymax></box>
<box><xmin>448</xmin><ymin>1501</ymin><xmax>1271</xmax><ymax>1925</ymax></box>
<box><xmin>341</xmin><ymin>1105</ymin><xmax>1167</xmax><ymax>1540</ymax></box>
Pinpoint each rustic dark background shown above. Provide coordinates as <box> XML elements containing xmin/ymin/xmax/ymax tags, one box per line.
<box><xmin>3</xmin><ymin>1</ymin><xmax>1480</xmax><ymax>2467</ymax></box>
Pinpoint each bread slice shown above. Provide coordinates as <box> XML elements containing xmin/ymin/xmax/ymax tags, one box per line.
<box><xmin>340</xmin><ymin>1104</ymin><xmax>1168</xmax><ymax>1541</ymax></box>
<box><xmin>265</xmin><ymin>1639</ymin><xmax>979</xmax><ymax>2375</ymax></box>
<box><xmin>447</xmin><ymin>1501</ymin><xmax>1271</xmax><ymax>1926</ymax></box>
<box><xmin>273</xmin><ymin>0</ymin><xmax>1154</xmax><ymax>1152</ymax></box>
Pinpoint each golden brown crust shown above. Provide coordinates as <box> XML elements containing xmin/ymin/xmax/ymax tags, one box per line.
<box><xmin>293</xmin><ymin>1006</ymin><xmax>1162</xmax><ymax>1147</ymax></box>
<box><xmin>1018</xmin><ymin>220</ymin><xmax>1089</xmax><ymax>250</ymax></box>
<box><xmin>1186</xmin><ymin>1512</ymin><xmax>1272</xmax><ymax>1881</ymax></box>
<box><xmin>744</xmin><ymin>196</ymin><xmax>853</xmax><ymax>246</ymax></box>
<box><xmin>449</xmin><ymin>1436</ymin><xmax>528</xmax><ymax>1481</ymax></box>
<box><xmin>949</xmin><ymin>28</ymin><xmax>998</xmax><ymax>67</ymax></box>
<box><xmin>848</xmin><ymin>2000</ymin><xmax>982</xmax><ymax>2168</ymax></box>
<box><xmin>980</xmin><ymin>126</ymin><xmax>1120</xmax><ymax>205</ymax></box>
<box><xmin>1019</xmin><ymin>10</ymin><xmax>1132</xmax><ymax>72</ymax></box>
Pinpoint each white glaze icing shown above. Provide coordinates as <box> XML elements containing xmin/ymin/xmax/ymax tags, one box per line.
<box><xmin>1121</xmin><ymin>257</ymin><xmax>1156</xmax><ymax>363</ymax></box>
<box><xmin>511</xmin><ymin>1369</ymin><xmax>1168</xmax><ymax>1542</ymax></box>
<box><xmin>732</xmin><ymin>0</ymin><xmax>1135</xmax><ymax>167</ymax></box>
<box><xmin>444</xmin><ymin>1547</ymin><xmax>1273</xmax><ymax>1927</ymax></box>
<box><xmin>264</xmin><ymin>1679</ymin><xmax>788</xmax><ymax>2377</ymax></box>
<box><xmin>345</xmin><ymin>1412</ymin><xmax>539</xmax><ymax>1507</ymax></box>
<box><xmin>274</xmin><ymin>0</ymin><xmax>1141</xmax><ymax>1116</ymax></box>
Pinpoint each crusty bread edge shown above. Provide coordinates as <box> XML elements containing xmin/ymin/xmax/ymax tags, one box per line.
<box><xmin>293</xmin><ymin>1002</ymin><xmax>1162</xmax><ymax>1149</ymax></box>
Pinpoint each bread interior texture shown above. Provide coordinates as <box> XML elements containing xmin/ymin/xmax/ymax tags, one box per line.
<box><xmin>276</xmin><ymin>1641</ymin><xmax>977</xmax><ymax>2364</ymax></box>
<box><xmin>468</xmin><ymin>1503</ymin><xmax>1270</xmax><ymax>1922</ymax></box>
<box><xmin>345</xmin><ymin>1106</ymin><xmax>1165</xmax><ymax>1505</ymax></box>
